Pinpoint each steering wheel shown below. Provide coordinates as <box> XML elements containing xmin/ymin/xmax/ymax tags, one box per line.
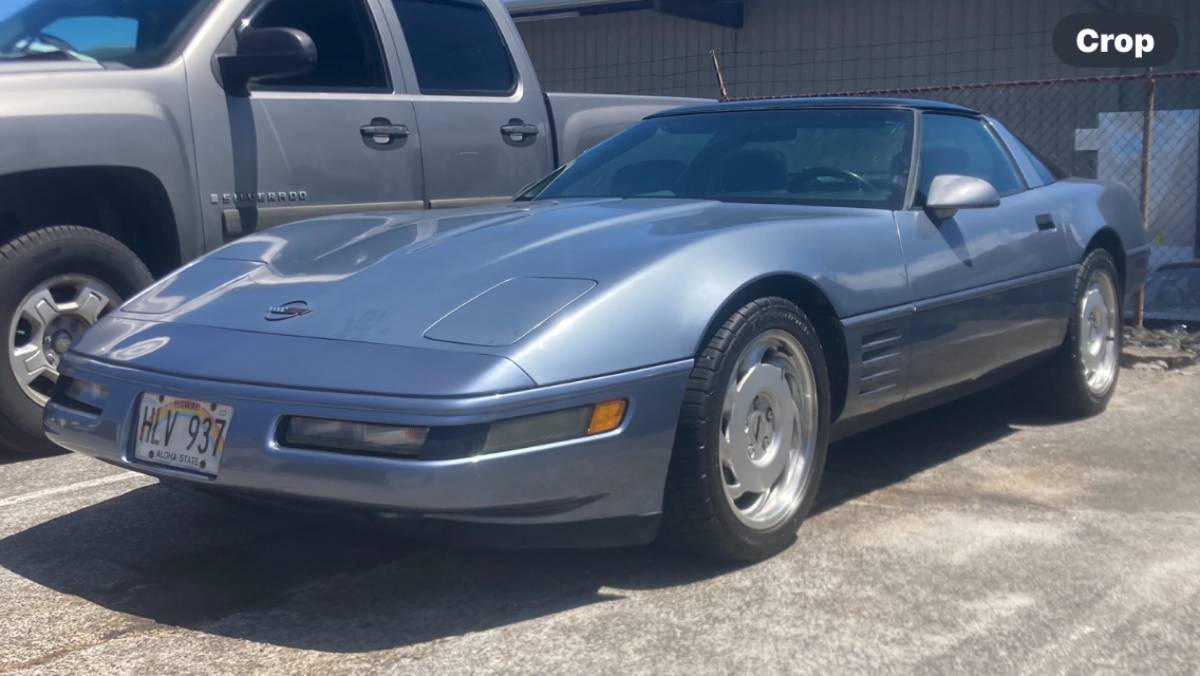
<box><xmin>790</xmin><ymin>166</ymin><xmax>876</xmax><ymax>193</ymax></box>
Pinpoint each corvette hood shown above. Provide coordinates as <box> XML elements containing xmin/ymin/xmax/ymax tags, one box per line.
<box><xmin>117</xmin><ymin>198</ymin><xmax>846</xmax><ymax>351</ymax></box>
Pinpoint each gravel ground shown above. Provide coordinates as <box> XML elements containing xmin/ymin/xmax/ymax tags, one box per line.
<box><xmin>1</xmin><ymin>366</ymin><xmax>1198</xmax><ymax>675</ymax></box>
<box><xmin>1124</xmin><ymin>326</ymin><xmax>1200</xmax><ymax>355</ymax></box>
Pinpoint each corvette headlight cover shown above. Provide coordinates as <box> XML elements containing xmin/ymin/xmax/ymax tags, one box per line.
<box><xmin>280</xmin><ymin>400</ymin><xmax>626</xmax><ymax>459</ymax></box>
<box><xmin>282</xmin><ymin>417</ymin><xmax>429</xmax><ymax>457</ymax></box>
<box><xmin>482</xmin><ymin>399</ymin><xmax>627</xmax><ymax>453</ymax></box>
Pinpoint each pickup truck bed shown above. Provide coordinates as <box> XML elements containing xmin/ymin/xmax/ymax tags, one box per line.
<box><xmin>546</xmin><ymin>92</ymin><xmax>710</xmax><ymax>164</ymax></box>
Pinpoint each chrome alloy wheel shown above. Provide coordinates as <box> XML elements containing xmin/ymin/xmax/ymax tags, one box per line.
<box><xmin>1079</xmin><ymin>269</ymin><xmax>1119</xmax><ymax>396</ymax></box>
<box><xmin>719</xmin><ymin>329</ymin><xmax>819</xmax><ymax>530</ymax></box>
<box><xmin>8</xmin><ymin>274</ymin><xmax>119</xmax><ymax>406</ymax></box>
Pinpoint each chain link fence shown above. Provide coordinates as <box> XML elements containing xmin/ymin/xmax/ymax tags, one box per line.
<box><xmin>534</xmin><ymin>41</ymin><xmax>1200</xmax><ymax>322</ymax></box>
<box><xmin>718</xmin><ymin>67</ymin><xmax>1200</xmax><ymax>322</ymax></box>
<box><xmin>731</xmin><ymin>72</ymin><xmax>1199</xmax><ymax>256</ymax></box>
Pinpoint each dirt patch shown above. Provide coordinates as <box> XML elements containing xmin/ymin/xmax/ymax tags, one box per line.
<box><xmin>1122</xmin><ymin>326</ymin><xmax>1200</xmax><ymax>371</ymax></box>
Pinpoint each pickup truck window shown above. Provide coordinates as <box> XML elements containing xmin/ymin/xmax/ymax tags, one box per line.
<box><xmin>250</xmin><ymin>0</ymin><xmax>388</xmax><ymax>91</ymax></box>
<box><xmin>532</xmin><ymin>109</ymin><xmax>914</xmax><ymax>210</ymax></box>
<box><xmin>391</xmin><ymin>0</ymin><xmax>516</xmax><ymax>96</ymax></box>
<box><xmin>0</xmin><ymin>0</ymin><xmax>214</xmax><ymax>68</ymax></box>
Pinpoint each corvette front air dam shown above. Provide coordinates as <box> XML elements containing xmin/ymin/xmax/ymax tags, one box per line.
<box><xmin>43</xmin><ymin>329</ymin><xmax>692</xmax><ymax>547</ymax></box>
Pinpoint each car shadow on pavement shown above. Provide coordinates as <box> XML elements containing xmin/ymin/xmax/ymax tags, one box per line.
<box><xmin>0</xmin><ymin>385</ymin><xmax>1028</xmax><ymax>653</ymax></box>
<box><xmin>0</xmin><ymin>449</ymin><xmax>44</xmax><ymax>466</ymax></box>
<box><xmin>815</xmin><ymin>384</ymin><xmax>1025</xmax><ymax>515</ymax></box>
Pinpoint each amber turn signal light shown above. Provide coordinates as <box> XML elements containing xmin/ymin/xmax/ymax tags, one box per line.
<box><xmin>587</xmin><ymin>399</ymin><xmax>627</xmax><ymax>435</ymax></box>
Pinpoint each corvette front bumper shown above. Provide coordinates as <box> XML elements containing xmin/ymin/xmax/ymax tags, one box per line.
<box><xmin>44</xmin><ymin>352</ymin><xmax>692</xmax><ymax>547</ymax></box>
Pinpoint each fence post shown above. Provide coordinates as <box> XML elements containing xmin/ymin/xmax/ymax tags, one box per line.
<box><xmin>1135</xmin><ymin>67</ymin><xmax>1156</xmax><ymax>328</ymax></box>
<box><xmin>710</xmin><ymin>49</ymin><xmax>729</xmax><ymax>100</ymax></box>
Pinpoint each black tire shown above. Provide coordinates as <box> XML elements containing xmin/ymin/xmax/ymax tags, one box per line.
<box><xmin>0</xmin><ymin>226</ymin><xmax>153</xmax><ymax>456</ymax></box>
<box><xmin>661</xmin><ymin>297</ymin><xmax>831</xmax><ymax>562</ymax></box>
<box><xmin>1017</xmin><ymin>249</ymin><xmax>1123</xmax><ymax>418</ymax></box>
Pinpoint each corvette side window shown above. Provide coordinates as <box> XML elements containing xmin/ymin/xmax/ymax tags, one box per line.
<box><xmin>1014</xmin><ymin>136</ymin><xmax>1066</xmax><ymax>184</ymax></box>
<box><xmin>250</xmin><ymin>0</ymin><xmax>388</xmax><ymax>91</ymax></box>
<box><xmin>917</xmin><ymin>113</ymin><xmax>1025</xmax><ymax>202</ymax></box>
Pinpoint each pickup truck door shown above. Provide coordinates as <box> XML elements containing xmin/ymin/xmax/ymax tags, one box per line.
<box><xmin>379</xmin><ymin>0</ymin><xmax>555</xmax><ymax>208</ymax></box>
<box><xmin>186</xmin><ymin>0</ymin><xmax>425</xmax><ymax>243</ymax></box>
<box><xmin>899</xmin><ymin>112</ymin><xmax>1074</xmax><ymax>399</ymax></box>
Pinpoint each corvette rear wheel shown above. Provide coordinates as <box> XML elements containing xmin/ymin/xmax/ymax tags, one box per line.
<box><xmin>662</xmin><ymin>297</ymin><xmax>830</xmax><ymax>562</ymax></box>
<box><xmin>0</xmin><ymin>226</ymin><xmax>152</xmax><ymax>456</ymax></box>
<box><xmin>1018</xmin><ymin>249</ymin><xmax>1122</xmax><ymax>418</ymax></box>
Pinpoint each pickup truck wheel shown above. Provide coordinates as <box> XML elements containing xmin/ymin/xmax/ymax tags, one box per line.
<box><xmin>662</xmin><ymin>297</ymin><xmax>830</xmax><ymax>562</ymax></box>
<box><xmin>1018</xmin><ymin>249</ymin><xmax>1122</xmax><ymax>418</ymax></box>
<box><xmin>0</xmin><ymin>227</ymin><xmax>153</xmax><ymax>456</ymax></box>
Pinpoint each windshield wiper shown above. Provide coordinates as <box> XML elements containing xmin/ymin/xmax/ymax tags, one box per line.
<box><xmin>2</xmin><ymin>39</ymin><xmax>99</xmax><ymax>64</ymax></box>
<box><xmin>2</xmin><ymin>50</ymin><xmax>78</xmax><ymax>61</ymax></box>
<box><xmin>1</xmin><ymin>49</ymin><xmax>105</xmax><ymax>66</ymax></box>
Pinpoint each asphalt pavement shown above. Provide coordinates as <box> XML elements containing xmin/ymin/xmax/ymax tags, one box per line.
<box><xmin>1</xmin><ymin>366</ymin><xmax>1198</xmax><ymax>675</ymax></box>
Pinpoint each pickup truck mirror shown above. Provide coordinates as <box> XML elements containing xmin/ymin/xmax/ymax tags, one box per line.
<box><xmin>924</xmin><ymin>174</ymin><xmax>1001</xmax><ymax>221</ymax></box>
<box><xmin>218</xmin><ymin>27</ymin><xmax>317</xmax><ymax>96</ymax></box>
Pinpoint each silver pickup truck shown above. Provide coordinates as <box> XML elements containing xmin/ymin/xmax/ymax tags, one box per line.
<box><xmin>0</xmin><ymin>0</ymin><xmax>705</xmax><ymax>455</ymax></box>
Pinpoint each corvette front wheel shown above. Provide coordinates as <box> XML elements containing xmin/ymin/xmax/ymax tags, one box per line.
<box><xmin>662</xmin><ymin>297</ymin><xmax>830</xmax><ymax>562</ymax></box>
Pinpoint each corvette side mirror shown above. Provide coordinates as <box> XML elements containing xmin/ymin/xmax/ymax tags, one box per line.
<box><xmin>924</xmin><ymin>174</ymin><xmax>1000</xmax><ymax>221</ymax></box>
<box><xmin>219</xmin><ymin>27</ymin><xmax>317</xmax><ymax>96</ymax></box>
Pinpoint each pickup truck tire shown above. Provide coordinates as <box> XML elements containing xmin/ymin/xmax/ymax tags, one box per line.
<box><xmin>0</xmin><ymin>226</ymin><xmax>153</xmax><ymax>456</ymax></box>
<box><xmin>662</xmin><ymin>297</ymin><xmax>830</xmax><ymax>562</ymax></box>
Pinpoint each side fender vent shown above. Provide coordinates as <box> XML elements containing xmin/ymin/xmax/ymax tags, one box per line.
<box><xmin>859</xmin><ymin>329</ymin><xmax>903</xmax><ymax>395</ymax></box>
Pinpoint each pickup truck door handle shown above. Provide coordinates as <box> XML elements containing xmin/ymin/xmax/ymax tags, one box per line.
<box><xmin>501</xmin><ymin>121</ymin><xmax>540</xmax><ymax>142</ymax></box>
<box><xmin>360</xmin><ymin>120</ymin><xmax>411</xmax><ymax>143</ymax></box>
<box><xmin>1035</xmin><ymin>214</ymin><xmax>1057</xmax><ymax>231</ymax></box>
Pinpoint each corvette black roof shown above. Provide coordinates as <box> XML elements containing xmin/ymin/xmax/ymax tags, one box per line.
<box><xmin>650</xmin><ymin>96</ymin><xmax>978</xmax><ymax>118</ymax></box>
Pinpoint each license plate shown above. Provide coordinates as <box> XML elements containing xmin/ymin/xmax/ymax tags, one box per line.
<box><xmin>133</xmin><ymin>394</ymin><xmax>234</xmax><ymax>477</ymax></box>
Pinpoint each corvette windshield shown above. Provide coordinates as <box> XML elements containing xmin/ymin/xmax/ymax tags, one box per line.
<box><xmin>0</xmin><ymin>0</ymin><xmax>214</xmax><ymax>67</ymax></box>
<box><xmin>529</xmin><ymin>108</ymin><xmax>915</xmax><ymax>209</ymax></box>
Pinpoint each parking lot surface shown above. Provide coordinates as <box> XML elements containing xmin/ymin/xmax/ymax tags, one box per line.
<box><xmin>1</xmin><ymin>366</ymin><xmax>1198</xmax><ymax>675</ymax></box>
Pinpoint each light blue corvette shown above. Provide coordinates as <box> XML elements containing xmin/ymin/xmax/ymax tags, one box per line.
<box><xmin>45</xmin><ymin>99</ymin><xmax>1149</xmax><ymax>561</ymax></box>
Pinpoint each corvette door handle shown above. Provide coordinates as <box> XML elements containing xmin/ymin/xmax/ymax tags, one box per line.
<box><xmin>1035</xmin><ymin>214</ymin><xmax>1057</xmax><ymax>231</ymax></box>
<box><xmin>360</xmin><ymin>121</ymin><xmax>410</xmax><ymax>142</ymax></box>
<box><xmin>501</xmin><ymin>122</ymin><xmax>539</xmax><ymax>141</ymax></box>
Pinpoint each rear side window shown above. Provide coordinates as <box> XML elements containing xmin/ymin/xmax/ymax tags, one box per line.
<box><xmin>1015</xmin><ymin>136</ymin><xmax>1066</xmax><ymax>185</ymax></box>
<box><xmin>250</xmin><ymin>0</ymin><xmax>388</xmax><ymax>91</ymax></box>
<box><xmin>918</xmin><ymin>113</ymin><xmax>1026</xmax><ymax>201</ymax></box>
<box><xmin>391</xmin><ymin>0</ymin><xmax>516</xmax><ymax>95</ymax></box>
